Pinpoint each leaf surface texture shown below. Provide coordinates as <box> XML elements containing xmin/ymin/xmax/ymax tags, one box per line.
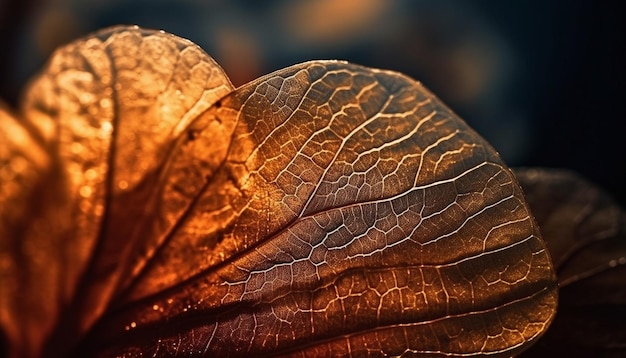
<box><xmin>0</xmin><ymin>26</ymin><xmax>557</xmax><ymax>357</ymax></box>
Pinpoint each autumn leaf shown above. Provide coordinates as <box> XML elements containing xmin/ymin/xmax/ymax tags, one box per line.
<box><xmin>0</xmin><ymin>26</ymin><xmax>557</xmax><ymax>357</ymax></box>
<box><xmin>515</xmin><ymin>168</ymin><xmax>626</xmax><ymax>357</ymax></box>
<box><xmin>1</xmin><ymin>25</ymin><xmax>234</xmax><ymax>357</ymax></box>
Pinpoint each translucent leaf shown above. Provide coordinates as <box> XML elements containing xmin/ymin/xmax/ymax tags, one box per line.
<box><xmin>0</xmin><ymin>101</ymin><xmax>64</xmax><ymax>358</ymax></box>
<box><xmin>86</xmin><ymin>62</ymin><xmax>556</xmax><ymax>357</ymax></box>
<box><xmin>2</xmin><ymin>25</ymin><xmax>233</xmax><ymax>356</ymax></box>
<box><xmin>0</xmin><ymin>26</ymin><xmax>557</xmax><ymax>357</ymax></box>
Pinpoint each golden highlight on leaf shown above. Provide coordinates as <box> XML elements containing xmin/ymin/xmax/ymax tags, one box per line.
<box><xmin>0</xmin><ymin>102</ymin><xmax>64</xmax><ymax>358</ymax></box>
<box><xmin>20</xmin><ymin>26</ymin><xmax>235</xmax><ymax>345</ymax></box>
<box><xmin>0</xmin><ymin>26</ymin><xmax>558</xmax><ymax>357</ymax></box>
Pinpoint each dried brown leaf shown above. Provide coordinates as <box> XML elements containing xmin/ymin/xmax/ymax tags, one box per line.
<box><xmin>86</xmin><ymin>60</ymin><xmax>556</xmax><ymax>357</ymax></box>
<box><xmin>0</xmin><ymin>101</ymin><xmax>66</xmax><ymax>358</ymax></box>
<box><xmin>3</xmin><ymin>25</ymin><xmax>234</xmax><ymax>356</ymax></box>
<box><xmin>0</xmin><ymin>26</ymin><xmax>557</xmax><ymax>357</ymax></box>
<box><xmin>515</xmin><ymin>168</ymin><xmax>626</xmax><ymax>357</ymax></box>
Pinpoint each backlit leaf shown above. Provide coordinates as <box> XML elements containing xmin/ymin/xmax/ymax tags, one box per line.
<box><xmin>0</xmin><ymin>26</ymin><xmax>557</xmax><ymax>357</ymax></box>
<box><xmin>0</xmin><ymin>101</ymin><xmax>65</xmax><ymax>358</ymax></box>
<box><xmin>2</xmin><ymin>25</ymin><xmax>233</xmax><ymax>356</ymax></box>
<box><xmin>85</xmin><ymin>57</ymin><xmax>556</xmax><ymax>357</ymax></box>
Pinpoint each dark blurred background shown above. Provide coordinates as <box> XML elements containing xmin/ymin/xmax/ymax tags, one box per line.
<box><xmin>1</xmin><ymin>0</ymin><xmax>624</xmax><ymax>205</ymax></box>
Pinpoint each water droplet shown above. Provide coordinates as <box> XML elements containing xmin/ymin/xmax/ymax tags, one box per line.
<box><xmin>101</xmin><ymin>122</ymin><xmax>112</xmax><ymax>134</ymax></box>
<box><xmin>100</xmin><ymin>98</ymin><xmax>112</xmax><ymax>109</ymax></box>
<box><xmin>79</xmin><ymin>185</ymin><xmax>92</xmax><ymax>198</ymax></box>
<box><xmin>85</xmin><ymin>168</ymin><xmax>97</xmax><ymax>180</ymax></box>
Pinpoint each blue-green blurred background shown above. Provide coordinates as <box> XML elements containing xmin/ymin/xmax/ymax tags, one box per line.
<box><xmin>1</xmin><ymin>0</ymin><xmax>624</xmax><ymax>205</ymax></box>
